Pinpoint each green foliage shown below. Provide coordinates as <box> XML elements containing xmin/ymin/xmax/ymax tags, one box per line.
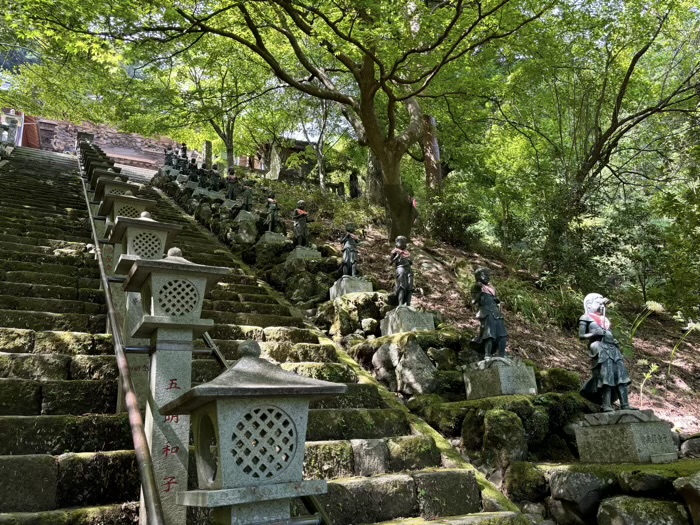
<box><xmin>497</xmin><ymin>278</ymin><xmax>583</xmax><ymax>330</ymax></box>
<box><xmin>424</xmin><ymin>190</ymin><xmax>481</xmax><ymax>248</ymax></box>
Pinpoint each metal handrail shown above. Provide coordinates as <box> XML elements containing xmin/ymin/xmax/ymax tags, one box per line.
<box><xmin>79</xmin><ymin>170</ymin><xmax>166</xmax><ymax>525</ymax></box>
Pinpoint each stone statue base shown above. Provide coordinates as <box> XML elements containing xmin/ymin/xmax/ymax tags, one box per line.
<box><xmin>286</xmin><ymin>246</ymin><xmax>321</xmax><ymax>261</ymax></box>
<box><xmin>257</xmin><ymin>232</ymin><xmax>288</xmax><ymax>245</ymax></box>
<box><xmin>330</xmin><ymin>276</ymin><xmax>373</xmax><ymax>300</ymax></box>
<box><xmin>575</xmin><ymin>409</ymin><xmax>678</xmax><ymax>464</ymax></box>
<box><xmin>463</xmin><ymin>357</ymin><xmax>537</xmax><ymax>400</ymax></box>
<box><xmin>380</xmin><ymin>305</ymin><xmax>435</xmax><ymax>336</ymax></box>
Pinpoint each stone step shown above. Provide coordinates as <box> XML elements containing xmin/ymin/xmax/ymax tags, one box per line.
<box><xmin>0</xmin><ymin>310</ymin><xmax>106</xmax><ymax>333</ymax></box>
<box><xmin>260</xmin><ymin>341</ymin><xmax>338</xmax><ymax>364</ymax></box>
<box><xmin>309</xmin><ymin>383</ymin><xmax>386</xmax><ymax>410</ymax></box>
<box><xmin>0</xmin><ymin>408</ymin><xmax>409</xmax><ymax>455</ymax></box>
<box><xmin>369</xmin><ymin>513</ymin><xmax>527</xmax><ymax>525</ymax></box>
<box><xmin>0</xmin><ymin>282</ymin><xmax>103</xmax><ymax>302</ymax></box>
<box><xmin>0</xmin><ymin>378</ymin><xmax>117</xmax><ymax>415</ymax></box>
<box><xmin>0</xmin><ymin>259</ymin><xmax>99</xmax><ymax>279</ymax></box>
<box><xmin>0</xmin><ymin>353</ymin><xmax>117</xmax><ymax>381</ymax></box>
<box><xmin>0</xmin><ymin>329</ymin><xmax>112</xmax><ymax>355</ymax></box>
<box><xmin>203</xmin><ymin>300</ymin><xmax>291</xmax><ymax>316</ymax></box>
<box><xmin>0</xmin><ymin>414</ymin><xmax>131</xmax><ymax>455</ymax></box>
<box><xmin>3</xmin><ymin>271</ymin><xmax>99</xmax><ymax>289</ymax></box>
<box><xmin>0</xmin><ymin>502</ymin><xmax>138</xmax><ymax>524</ymax></box>
<box><xmin>317</xmin><ymin>469</ymin><xmax>483</xmax><ymax>525</ymax></box>
<box><xmin>0</xmin><ymin>222</ymin><xmax>91</xmax><ymax>240</ymax></box>
<box><xmin>208</xmin><ymin>283</ymin><xmax>270</xmax><ymax>297</ymax></box>
<box><xmin>0</xmin><ymin>452</ymin><xmax>139</xmax><ymax>513</ymax></box>
<box><xmin>0</xmin><ymin>295</ymin><xmax>105</xmax><ymax>315</ymax></box>
<box><xmin>208</xmin><ymin>316</ymin><xmax>304</xmax><ymax>333</ymax></box>
<box><xmin>0</xmin><ymin>248</ymin><xmax>93</xmax><ymax>269</ymax></box>
<box><xmin>304</xmin><ymin>434</ymin><xmax>442</xmax><ymax>480</ymax></box>
<box><xmin>0</xmin><ymin>202</ymin><xmax>89</xmax><ymax>221</ymax></box>
<box><xmin>281</xmin><ymin>362</ymin><xmax>357</xmax><ymax>383</ymax></box>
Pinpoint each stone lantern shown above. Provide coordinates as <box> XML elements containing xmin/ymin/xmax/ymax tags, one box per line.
<box><xmin>123</xmin><ymin>248</ymin><xmax>230</xmax><ymax>525</ymax></box>
<box><xmin>161</xmin><ymin>340</ymin><xmax>347</xmax><ymax>525</ymax></box>
<box><xmin>94</xmin><ymin>176</ymin><xmax>137</xmax><ymax>202</ymax></box>
<box><xmin>97</xmin><ymin>191</ymin><xmax>156</xmax><ymax>238</ymax></box>
<box><xmin>89</xmin><ymin>166</ymin><xmax>124</xmax><ymax>190</ymax></box>
<box><xmin>107</xmin><ymin>212</ymin><xmax>183</xmax><ymax>410</ymax></box>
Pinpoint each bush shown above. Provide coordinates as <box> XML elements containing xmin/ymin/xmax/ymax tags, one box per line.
<box><xmin>424</xmin><ymin>193</ymin><xmax>481</xmax><ymax>247</ymax></box>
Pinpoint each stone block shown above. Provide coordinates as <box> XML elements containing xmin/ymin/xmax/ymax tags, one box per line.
<box><xmin>575</xmin><ymin>410</ymin><xmax>678</xmax><ymax>464</ymax></box>
<box><xmin>463</xmin><ymin>358</ymin><xmax>537</xmax><ymax>400</ymax></box>
<box><xmin>386</xmin><ymin>435</ymin><xmax>441</xmax><ymax>472</ymax></box>
<box><xmin>549</xmin><ymin>470</ymin><xmax>615</xmax><ymax>519</ymax></box>
<box><xmin>412</xmin><ymin>469</ymin><xmax>481</xmax><ymax>519</ymax></box>
<box><xmin>351</xmin><ymin>438</ymin><xmax>389</xmax><ymax>476</ymax></box>
<box><xmin>257</xmin><ymin>232</ymin><xmax>288</xmax><ymax>245</ymax></box>
<box><xmin>234</xmin><ymin>209</ymin><xmax>258</xmax><ymax>223</ymax></box>
<box><xmin>0</xmin><ymin>455</ymin><xmax>57</xmax><ymax>512</ymax></box>
<box><xmin>329</xmin><ymin>276</ymin><xmax>373</xmax><ymax>301</ymax></box>
<box><xmin>286</xmin><ymin>246</ymin><xmax>322</xmax><ymax>261</ymax></box>
<box><xmin>674</xmin><ymin>471</ymin><xmax>700</xmax><ymax>525</ymax></box>
<box><xmin>380</xmin><ymin>305</ymin><xmax>435</xmax><ymax>336</ymax></box>
<box><xmin>0</xmin><ymin>378</ymin><xmax>41</xmax><ymax>415</ymax></box>
<box><xmin>304</xmin><ymin>440</ymin><xmax>355</xmax><ymax>480</ymax></box>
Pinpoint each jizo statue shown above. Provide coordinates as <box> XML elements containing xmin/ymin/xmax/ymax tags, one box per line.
<box><xmin>389</xmin><ymin>236</ymin><xmax>414</xmax><ymax>306</ymax></box>
<box><xmin>579</xmin><ymin>293</ymin><xmax>636</xmax><ymax>412</ymax></box>
<box><xmin>292</xmin><ymin>200</ymin><xmax>313</xmax><ymax>246</ymax></box>
<box><xmin>341</xmin><ymin>224</ymin><xmax>360</xmax><ymax>276</ymax></box>
<box><xmin>470</xmin><ymin>268</ymin><xmax>507</xmax><ymax>359</ymax></box>
<box><xmin>265</xmin><ymin>193</ymin><xmax>279</xmax><ymax>232</ymax></box>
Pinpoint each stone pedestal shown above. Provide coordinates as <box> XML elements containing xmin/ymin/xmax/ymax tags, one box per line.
<box><xmin>257</xmin><ymin>232</ymin><xmax>288</xmax><ymax>245</ymax></box>
<box><xmin>286</xmin><ymin>246</ymin><xmax>321</xmax><ymax>261</ymax></box>
<box><xmin>330</xmin><ymin>276</ymin><xmax>373</xmax><ymax>300</ymax></box>
<box><xmin>575</xmin><ymin>410</ymin><xmax>678</xmax><ymax>464</ymax></box>
<box><xmin>463</xmin><ymin>358</ymin><xmax>537</xmax><ymax>400</ymax></box>
<box><xmin>380</xmin><ymin>305</ymin><xmax>435</xmax><ymax>336</ymax></box>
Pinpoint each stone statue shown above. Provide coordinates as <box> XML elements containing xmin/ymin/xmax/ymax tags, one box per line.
<box><xmin>292</xmin><ymin>200</ymin><xmax>313</xmax><ymax>246</ymax></box>
<box><xmin>341</xmin><ymin>224</ymin><xmax>360</xmax><ymax>276</ymax></box>
<box><xmin>187</xmin><ymin>157</ymin><xmax>198</xmax><ymax>176</ymax></box>
<box><xmin>225</xmin><ymin>168</ymin><xmax>238</xmax><ymax>200</ymax></box>
<box><xmin>470</xmin><ymin>268</ymin><xmax>507</xmax><ymax>359</ymax></box>
<box><xmin>389</xmin><ymin>236</ymin><xmax>414</xmax><ymax>306</ymax></box>
<box><xmin>265</xmin><ymin>193</ymin><xmax>279</xmax><ymax>232</ymax></box>
<box><xmin>164</xmin><ymin>146</ymin><xmax>174</xmax><ymax>166</ymax></box>
<box><xmin>579</xmin><ymin>293</ymin><xmax>636</xmax><ymax>412</ymax></box>
<box><xmin>240</xmin><ymin>184</ymin><xmax>253</xmax><ymax>212</ymax></box>
<box><xmin>179</xmin><ymin>143</ymin><xmax>188</xmax><ymax>158</ymax></box>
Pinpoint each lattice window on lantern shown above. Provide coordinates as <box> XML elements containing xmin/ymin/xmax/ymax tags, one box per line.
<box><xmin>231</xmin><ymin>405</ymin><xmax>297</xmax><ymax>480</ymax></box>
<box><xmin>132</xmin><ymin>231</ymin><xmax>162</xmax><ymax>259</ymax></box>
<box><xmin>157</xmin><ymin>279</ymin><xmax>199</xmax><ymax>316</ymax></box>
<box><xmin>108</xmin><ymin>188</ymin><xmax>126</xmax><ymax>196</ymax></box>
<box><xmin>116</xmin><ymin>204</ymin><xmax>140</xmax><ymax>218</ymax></box>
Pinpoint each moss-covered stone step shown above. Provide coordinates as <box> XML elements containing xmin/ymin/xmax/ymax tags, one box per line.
<box><xmin>310</xmin><ymin>383</ymin><xmax>386</xmax><ymax>410</ymax></box>
<box><xmin>208</xmin><ymin>284</ymin><xmax>271</xmax><ymax>297</ymax></box>
<box><xmin>0</xmin><ymin>295</ymin><xmax>104</xmax><ymax>315</ymax></box>
<box><xmin>3</xmin><ymin>271</ymin><xmax>99</xmax><ymax>290</ymax></box>
<box><xmin>0</xmin><ymin>414</ymin><xmax>131</xmax><ymax>455</ymax></box>
<box><xmin>0</xmin><ymin>451</ymin><xmax>138</xmax><ymax>512</ymax></box>
<box><xmin>0</xmin><ymin>502</ymin><xmax>138</xmax><ymax>525</ymax></box>
<box><xmin>0</xmin><ymin>329</ymin><xmax>112</xmax><ymax>356</ymax></box>
<box><xmin>304</xmin><ymin>434</ymin><xmax>442</xmax><ymax>480</ymax></box>
<box><xmin>206</xmin><ymin>313</ymin><xmax>305</xmax><ymax>329</ymax></box>
<box><xmin>281</xmin><ymin>362</ymin><xmax>357</xmax><ymax>383</ymax></box>
<box><xmin>216</xmin><ymin>273</ymin><xmax>258</xmax><ymax>286</ymax></box>
<box><xmin>0</xmin><ymin>354</ymin><xmax>117</xmax><ymax>381</ymax></box>
<box><xmin>203</xmin><ymin>300</ymin><xmax>292</xmax><ymax>316</ymax></box>
<box><xmin>370</xmin><ymin>512</ymin><xmax>528</xmax><ymax>525</ymax></box>
<box><xmin>0</xmin><ymin>260</ymin><xmax>99</xmax><ymax>279</ymax></box>
<box><xmin>263</xmin><ymin>326</ymin><xmax>320</xmax><ymax>344</ymax></box>
<box><xmin>316</xmin><ymin>469</ymin><xmax>483</xmax><ymax>525</ymax></box>
<box><xmin>0</xmin><ymin>378</ymin><xmax>117</xmax><ymax>415</ymax></box>
<box><xmin>261</xmin><ymin>341</ymin><xmax>338</xmax><ymax>363</ymax></box>
<box><xmin>0</xmin><ymin>249</ymin><xmax>92</xmax><ymax>269</ymax></box>
<box><xmin>0</xmin><ymin>310</ymin><xmax>106</xmax><ymax>333</ymax></box>
<box><xmin>307</xmin><ymin>409</ymin><xmax>411</xmax><ymax>441</ymax></box>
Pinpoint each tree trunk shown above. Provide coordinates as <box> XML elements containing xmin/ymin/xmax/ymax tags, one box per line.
<box><xmin>381</xmin><ymin>160</ymin><xmax>413</xmax><ymax>240</ymax></box>
<box><xmin>225</xmin><ymin>138</ymin><xmax>235</xmax><ymax>170</ymax></box>
<box><xmin>422</xmin><ymin>114</ymin><xmax>442</xmax><ymax>195</ymax></box>
<box><xmin>316</xmin><ymin>146</ymin><xmax>326</xmax><ymax>190</ymax></box>
<box><xmin>366</xmin><ymin>150</ymin><xmax>385</xmax><ymax>205</ymax></box>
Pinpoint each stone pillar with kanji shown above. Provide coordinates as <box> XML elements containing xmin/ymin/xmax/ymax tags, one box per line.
<box><xmin>123</xmin><ymin>248</ymin><xmax>229</xmax><ymax>525</ymax></box>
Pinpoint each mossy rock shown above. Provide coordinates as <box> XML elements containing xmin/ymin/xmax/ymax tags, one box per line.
<box><xmin>537</xmin><ymin>368</ymin><xmax>582</xmax><ymax>393</ymax></box>
<box><xmin>434</xmin><ymin>370</ymin><xmax>466</xmax><ymax>400</ymax></box>
<box><xmin>482</xmin><ymin>409</ymin><xmax>527</xmax><ymax>468</ymax></box>
<box><xmin>0</xmin><ymin>502</ymin><xmax>139</xmax><ymax>524</ymax></box>
<box><xmin>504</xmin><ymin>462</ymin><xmax>548</xmax><ymax>503</ymax></box>
<box><xmin>597</xmin><ymin>496</ymin><xmax>690</xmax><ymax>525</ymax></box>
<box><xmin>534</xmin><ymin>391</ymin><xmax>590</xmax><ymax>433</ymax></box>
<box><xmin>413</xmin><ymin>469</ymin><xmax>482</xmax><ymax>518</ymax></box>
<box><xmin>291</xmin><ymin>343</ymin><xmax>338</xmax><ymax>363</ymax></box>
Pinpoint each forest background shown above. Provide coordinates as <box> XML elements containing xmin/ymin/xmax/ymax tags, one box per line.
<box><xmin>1</xmin><ymin>0</ymin><xmax>699</xmax><ymax>324</ymax></box>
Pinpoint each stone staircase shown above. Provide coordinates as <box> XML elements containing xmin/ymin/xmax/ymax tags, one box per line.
<box><xmin>0</xmin><ymin>148</ymin><xmax>523</xmax><ymax>525</ymax></box>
